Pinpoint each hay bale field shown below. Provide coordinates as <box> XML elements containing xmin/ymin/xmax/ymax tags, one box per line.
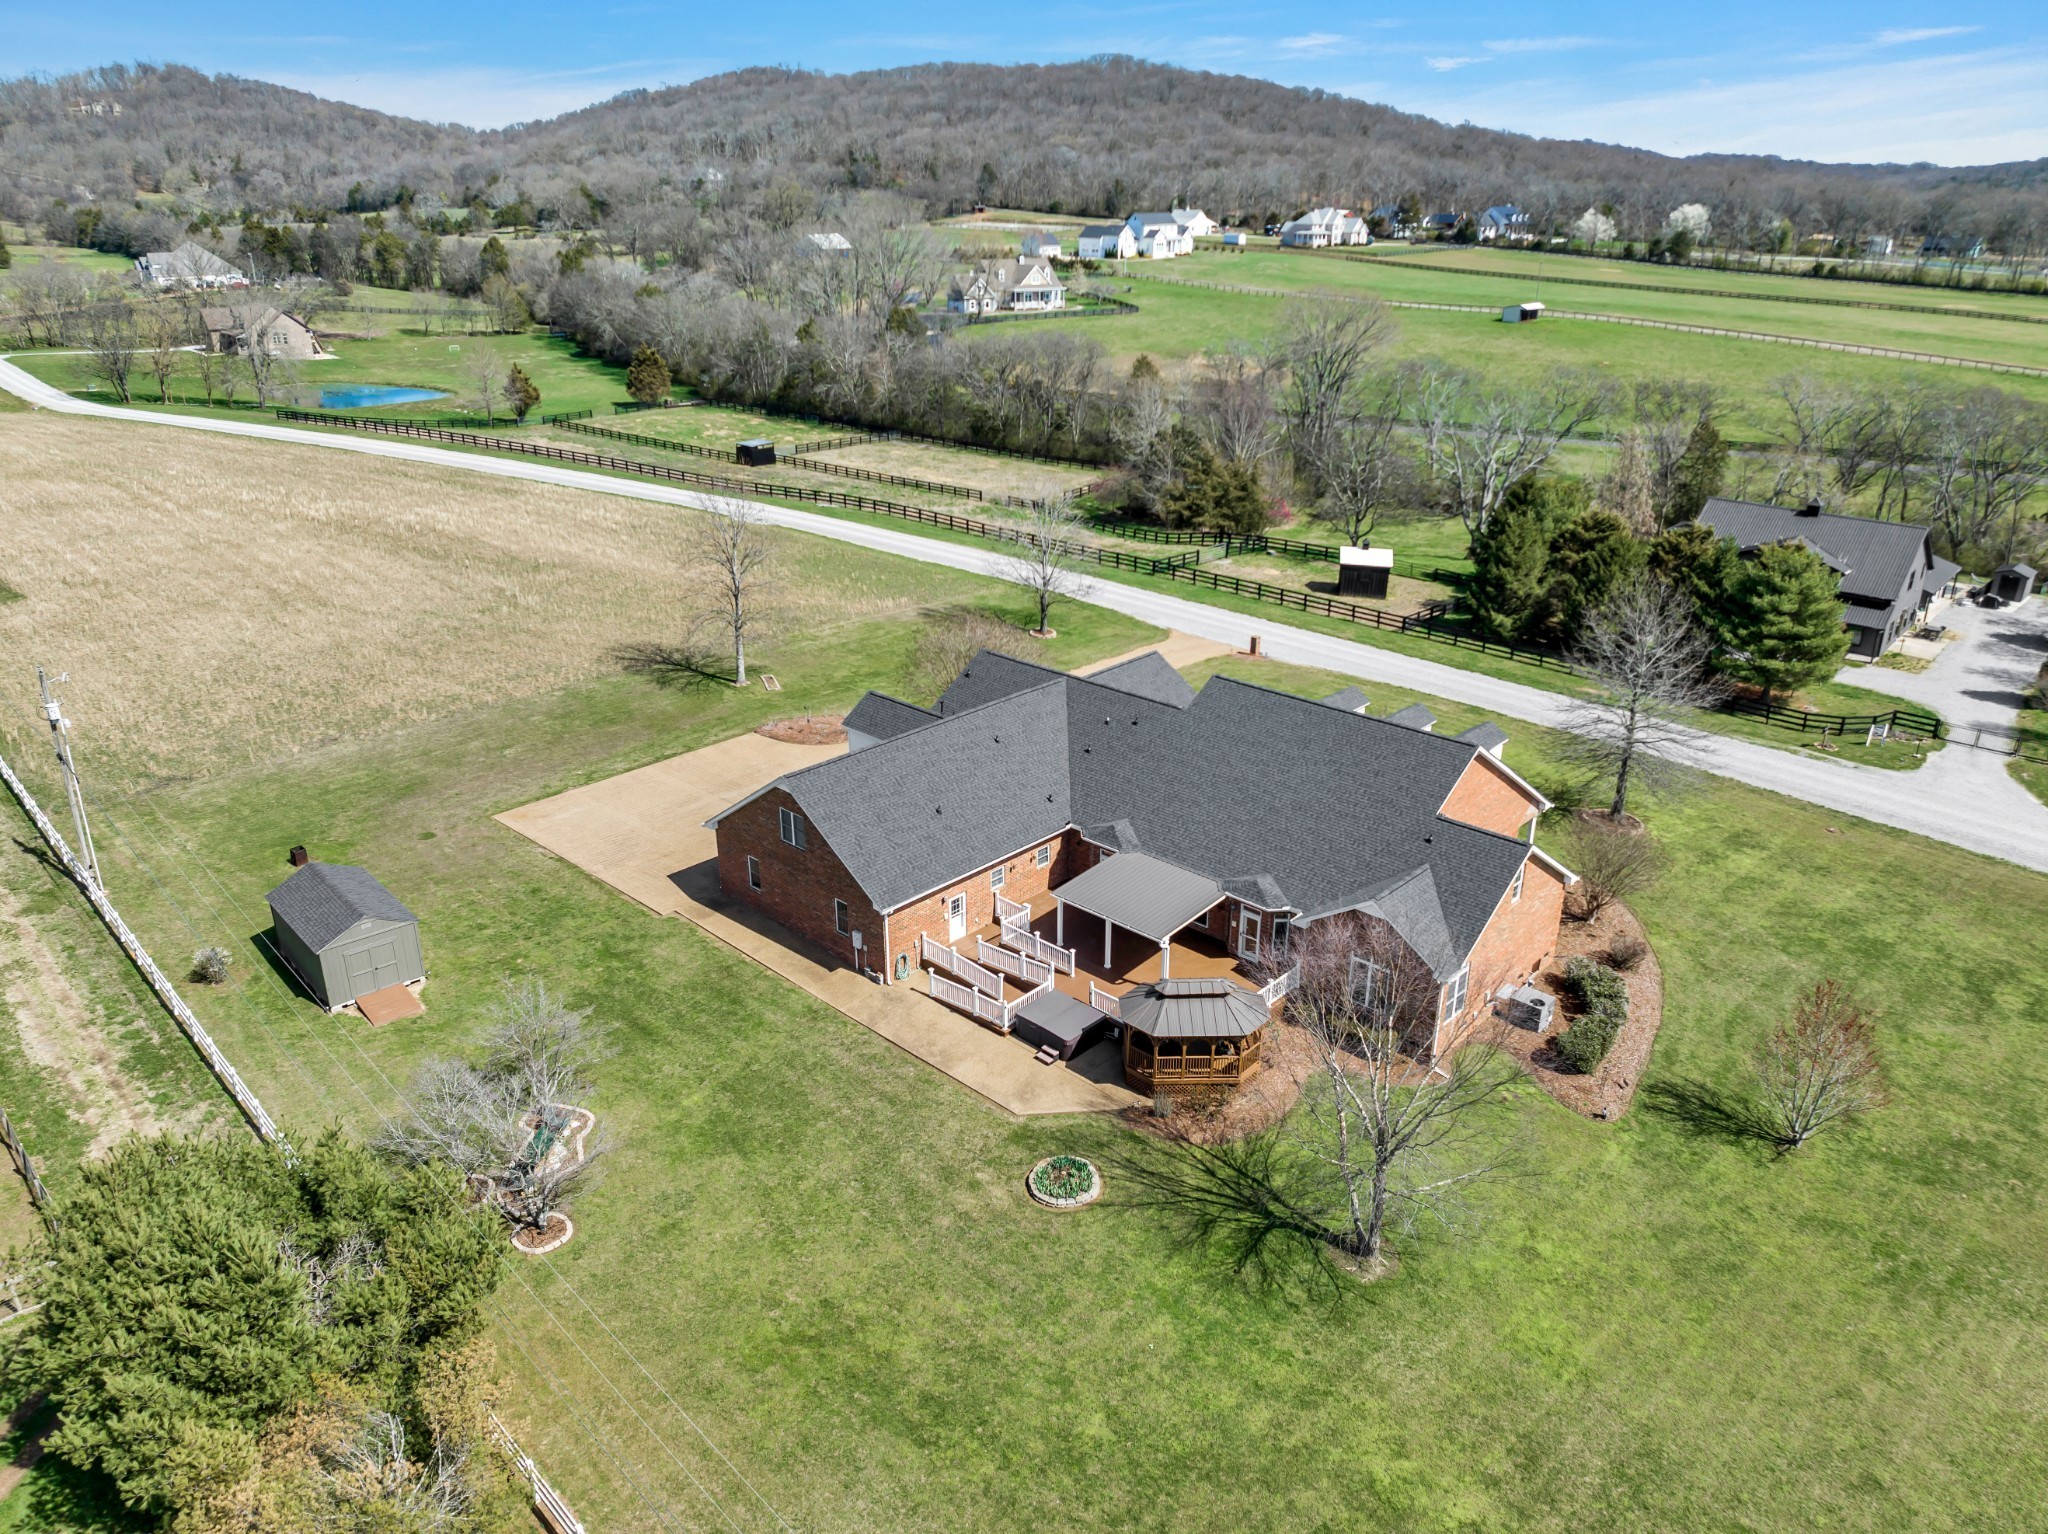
<box><xmin>0</xmin><ymin>416</ymin><xmax>952</xmax><ymax>784</ymax></box>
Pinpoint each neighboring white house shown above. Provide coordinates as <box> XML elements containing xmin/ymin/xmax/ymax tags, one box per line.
<box><xmin>1368</xmin><ymin>203</ymin><xmax>1409</xmax><ymax>236</ymax></box>
<box><xmin>1125</xmin><ymin>212</ymin><xmax>1195</xmax><ymax>258</ymax></box>
<box><xmin>1476</xmin><ymin>205</ymin><xmax>1529</xmax><ymax>241</ymax></box>
<box><xmin>1863</xmin><ymin>235</ymin><xmax>1896</xmax><ymax>258</ymax></box>
<box><xmin>199</xmin><ymin>304</ymin><xmax>327</xmax><ymax>360</ymax></box>
<box><xmin>947</xmin><ymin>258</ymin><xmax>1067</xmax><ymax>315</ymax></box>
<box><xmin>1171</xmin><ymin>206</ymin><xmax>1219</xmax><ymax>238</ymax></box>
<box><xmin>1019</xmin><ymin>230</ymin><xmax>1063</xmax><ymax>260</ymax></box>
<box><xmin>806</xmin><ymin>231</ymin><xmax>853</xmax><ymax>255</ymax></box>
<box><xmin>135</xmin><ymin>242</ymin><xmax>247</xmax><ymax>289</ymax></box>
<box><xmin>1278</xmin><ymin>207</ymin><xmax>1369</xmax><ymax>248</ymax></box>
<box><xmin>1077</xmin><ymin>222</ymin><xmax>1138</xmax><ymax>261</ymax></box>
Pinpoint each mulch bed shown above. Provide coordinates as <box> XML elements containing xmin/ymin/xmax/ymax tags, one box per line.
<box><xmin>1494</xmin><ymin>900</ymin><xmax>1666</xmax><ymax>1120</ymax></box>
<box><xmin>755</xmin><ymin>714</ymin><xmax>847</xmax><ymax>745</ymax></box>
<box><xmin>511</xmin><ymin>1213</ymin><xmax>574</xmax><ymax>1255</ymax></box>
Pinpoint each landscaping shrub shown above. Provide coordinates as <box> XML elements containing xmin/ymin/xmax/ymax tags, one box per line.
<box><xmin>1605</xmin><ymin>933</ymin><xmax>1649</xmax><ymax>972</ymax></box>
<box><xmin>189</xmin><ymin>945</ymin><xmax>232</xmax><ymax>984</ymax></box>
<box><xmin>1555</xmin><ymin>956</ymin><xmax>1629</xmax><ymax>1073</ymax></box>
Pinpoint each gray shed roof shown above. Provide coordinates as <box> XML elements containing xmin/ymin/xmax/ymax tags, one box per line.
<box><xmin>1386</xmin><ymin>703</ymin><xmax>1437</xmax><ymax>731</ymax></box>
<box><xmin>1456</xmin><ymin>721</ymin><xmax>1510</xmax><ymax>752</ymax></box>
<box><xmin>1698</xmin><ymin>497</ymin><xmax>1932</xmax><ymax>608</ymax></box>
<box><xmin>1053</xmin><ymin>851</ymin><xmax>1223</xmax><ymax>943</ymax></box>
<box><xmin>843</xmin><ymin>691</ymin><xmax>939</xmax><ymax>743</ymax></box>
<box><xmin>266</xmin><ymin>863</ymin><xmax>414</xmax><ymax>952</ymax></box>
<box><xmin>1318</xmin><ymin>685</ymin><xmax>1371</xmax><ymax>713</ymax></box>
<box><xmin>1087</xmin><ymin>651</ymin><xmax>1196</xmax><ymax>709</ymax></box>
<box><xmin>1997</xmin><ymin>562</ymin><xmax>2038</xmax><ymax>578</ymax></box>
<box><xmin>1120</xmin><ymin>977</ymin><xmax>1270</xmax><ymax>1040</ymax></box>
<box><xmin>711</xmin><ymin>653</ymin><xmax>1539</xmax><ymax>975</ymax></box>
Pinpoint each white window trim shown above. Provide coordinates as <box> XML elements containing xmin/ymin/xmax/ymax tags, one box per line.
<box><xmin>1439</xmin><ymin>965</ymin><xmax>1469</xmax><ymax>1023</ymax></box>
<box><xmin>746</xmin><ymin>855</ymin><xmax>761</xmax><ymax>890</ymax></box>
<box><xmin>1511</xmin><ymin>865</ymin><xmax>1526</xmax><ymax>903</ymax></box>
<box><xmin>1035</xmin><ymin>844</ymin><xmax>1052</xmax><ymax>868</ymax></box>
<box><xmin>834</xmin><ymin>899</ymin><xmax>850</xmax><ymax>936</ymax></box>
<box><xmin>991</xmin><ymin>865</ymin><xmax>1006</xmax><ymax>890</ymax></box>
<box><xmin>1349</xmin><ymin>955</ymin><xmax>1385</xmax><ymax>1017</ymax></box>
<box><xmin>778</xmin><ymin>807</ymin><xmax>806</xmax><ymax>849</ymax></box>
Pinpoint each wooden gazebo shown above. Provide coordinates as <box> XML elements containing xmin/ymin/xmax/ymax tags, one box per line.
<box><xmin>1119</xmin><ymin>977</ymin><xmax>1269</xmax><ymax>1103</ymax></box>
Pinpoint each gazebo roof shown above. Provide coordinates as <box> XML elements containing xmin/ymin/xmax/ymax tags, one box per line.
<box><xmin>1054</xmin><ymin>851</ymin><xmax>1222</xmax><ymax>944</ymax></box>
<box><xmin>1119</xmin><ymin>977</ymin><xmax>1270</xmax><ymax>1040</ymax></box>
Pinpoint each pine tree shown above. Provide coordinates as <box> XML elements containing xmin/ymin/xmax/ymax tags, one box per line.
<box><xmin>1722</xmin><ymin>542</ymin><xmax>1851</xmax><ymax>703</ymax></box>
<box><xmin>1666</xmin><ymin>418</ymin><xmax>1729</xmax><ymax>526</ymax></box>
<box><xmin>502</xmin><ymin>362</ymin><xmax>541</xmax><ymax>422</ymax></box>
<box><xmin>478</xmin><ymin>234</ymin><xmax>510</xmax><ymax>280</ymax></box>
<box><xmin>1541</xmin><ymin>510</ymin><xmax>1646</xmax><ymax>643</ymax></box>
<box><xmin>625</xmin><ymin>344</ymin><xmax>672</xmax><ymax>405</ymax></box>
<box><xmin>1157</xmin><ymin>427</ymin><xmax>1268</xmax><ymax>535</ymax></box>
<box><xmin>1648</xmin><ymin>522</ymin><xmax>1743</xmax><ymax>643</ymax></box>
<box><xmin>1467</xmin><ymin>476</ymin><xmax>1586</xmax><ymax>641</ymax></box>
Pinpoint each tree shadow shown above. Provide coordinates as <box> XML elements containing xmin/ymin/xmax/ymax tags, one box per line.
<box><xmin>1106</xmin><ymin>1130</ymin><xmax>1355</xmax><ymax>1302</ymax></box>
<box><xmin>1638</xmin><ymin>1075</ymin><xmax>1782</xmax><ymax>1149</ymax></box>
<box><xmin>608</xmin><ymin>641</ymin><xmax>732</xmax><ymax>691</ymax></box>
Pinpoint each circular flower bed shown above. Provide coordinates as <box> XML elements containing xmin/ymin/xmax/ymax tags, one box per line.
<box><xmin>1026</xmin><ymin>1155</ymin><xmax>1101</xmax><ymax>1210</ymax></box>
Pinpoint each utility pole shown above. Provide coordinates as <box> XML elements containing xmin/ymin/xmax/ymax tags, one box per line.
<box><xmin>36</xmin><ymin>667</ymin><xmax>102</xmax><ymax>892</ymax></box>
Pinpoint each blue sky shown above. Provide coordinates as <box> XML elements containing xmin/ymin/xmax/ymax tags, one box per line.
<box><xmin>4</xmin><ymin>2</ymin><xmax>2044</xmax><ymax>164</ymax></box>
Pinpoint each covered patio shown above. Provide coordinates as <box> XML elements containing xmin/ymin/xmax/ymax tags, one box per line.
<box><xmin>1052</xmin><ymin>851</ymin><xmax>1235</xmax><ymax>986</ymax></box>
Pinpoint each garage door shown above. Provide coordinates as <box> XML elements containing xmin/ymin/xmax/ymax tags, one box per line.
<box><xmin>342</xmin><ymin>938</ymin><xmax>404</xmax><ymax>998</ymax></box>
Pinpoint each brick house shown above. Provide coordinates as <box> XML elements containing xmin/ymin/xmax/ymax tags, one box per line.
<box><xmin>709</xmin><ymin>651</ymin><xmax>1573</xmax><ymax>1090</ymax></box>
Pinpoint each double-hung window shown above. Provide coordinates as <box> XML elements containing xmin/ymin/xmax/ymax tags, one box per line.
<box><xmin>746</xmin><ymin>855</ymin><xmax>761</xmax><ymax>891</ymax></box>
<box><xmin>778</xmin><ymin>807</ymin><xmax>807</xmax><ymax>849</ymax></box>
<box><xmin>1511</xmin><ymin>865</ymin><xmax>1526</xmax><ymax>903</ymax></box>
<box><xmin>1035</xmin><ymin>844</ymin><xmax>1052</xmax><ymax>869</ymax></box>
<box><xmin>1439</xmin><ymin>965</ymin><xmax>1469</xmax><ymax>1024</ymax></box>
<box><xmin>991</xmin><ymin>865</ymin><xmax>1006</xmax><ymax>891</ymax></box>
<box><xmin>1349</xmin><ymin>955</ymin><xmax>1386</xmax><ymax>1019</ymax></box>
<box><xmin>834</xmin><ymin>899</ymin><xmax>850</xmax><ymax>936</ymax></box>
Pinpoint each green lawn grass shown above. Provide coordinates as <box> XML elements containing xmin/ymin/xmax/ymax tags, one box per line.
<box><xmin>7</xmin><ymin>603</ymin><xmax>2043</xmax><ymax>1531</ymax></box>
<box><xmin>2010</xmin><ymin>707</ymin><xmax>2048</xmax><ymax>806</ymax></box>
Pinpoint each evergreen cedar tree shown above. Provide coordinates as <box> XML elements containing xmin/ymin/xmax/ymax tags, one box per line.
<box><xmin>626</xmin><ymin>343</ymin><xmax>672</xmax><ymax>405</ymax></box>
<box><xmin>479</xmin><ymin>234</ymin><xmax>510</xmax><ymax>281</ymax></box>
<box><xmin>0</xmin><ymin>231</ymin><xmax>11</xmax><ymax>269</ymax></box>
<box><xmin>1156</xmin><ymin>424</ymin><xmax>1269</xmax><ymax>535</ymax></box>
<box><xmin>1720</xmin><ymin>541</ymin><xmax>1854</xmax><ymax>703</ymax></box>
<box><xmin>503</xmin><ymin>362</ymin><xmax>541</xmax><ymax>422</ymax></box>
<box><xmin>21</xmin><ymin>1132</ymin><xmax>505</xmax><ymax>1520</ymax></box>
<box><xmin>1666</xmin><ymin>419</ymin><xmax>1730</xmax><ymax>527</ymax></box>
<box><xmin>1467</xmin><ymin>478</ymin><xmax>1646</xmax><ymax>645</ymax></box>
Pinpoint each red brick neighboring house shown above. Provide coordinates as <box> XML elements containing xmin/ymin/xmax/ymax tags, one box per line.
<box><xmin>709</xmin><ymin>651</ymin><xmax>1573</xmax><ymax>1071</ymax></box>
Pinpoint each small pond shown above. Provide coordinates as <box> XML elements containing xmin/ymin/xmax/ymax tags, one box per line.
<box><xmin>318</xmin><ymin>385</ymin><xmax>449</xmax><ymax>410</ymax></box>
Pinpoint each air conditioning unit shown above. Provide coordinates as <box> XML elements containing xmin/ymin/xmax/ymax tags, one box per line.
<box><xmin>1501</xmin><ymin>983</ymin><xmax>1555</xmax><ymax>1034</ymax></box>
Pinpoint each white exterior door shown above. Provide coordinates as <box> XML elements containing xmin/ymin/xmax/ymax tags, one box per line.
<box><xmin>946</xmin><ymin>894</ymin><xmax>967</xmax><ymax>942</ymax></box>
<box><xmin>1236</xmin><ymin>907</ymin><xmax>1261</xmax><ymax>960</ymax></box>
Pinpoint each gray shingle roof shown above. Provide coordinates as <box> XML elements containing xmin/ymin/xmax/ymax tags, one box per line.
<box><xmin>716</xmin><ymin>656</ymin><xmax>1534</xmax><ymax>974</ymax></box>
<box><xmin>1318</xmin><ymin>685</ymin><xmax>1371</xmax><ymax>713</ymax></box>
<box><xmin>1698</xmin><ymin>497</ymin><xmax>1932</xmax><ymax>609</ymax></box>
<box><xmin>1120</xmin><ymin>977</ymin><xmax>1270</xmax><ymax>1040</ymax></box>
<box><xmin>1087</xmin><ymin>652</ymin><xmax>1196</xmax><ymax>709</ymax></box>
<box><xmin>1924</xmin><ymin>556</ymin><xmax>1962</xmax><ymax>594</ymax></box>
<box><xmin>843</xmin><ymin>691</ymin><xmax>939</xmax><ymax>744</ymax></box>
<box><xmin>265</xmin><ymin>863</ymin><xmax>414</xmax><ymax>952</ymax></box>
<box><xmin>1456</xmin><ymin>721</ymin><xmax>1510</xmax><ymax>752</ymax></box>
<box><xmin>1386</xmin><ymin>703</ymin><xmax>1437</xmax><ymax>731</ymax></box>
<box><xmin>1053</xmin><ymin>851</ymin><xmax>1223</xmax><ymax>943</ymax></box>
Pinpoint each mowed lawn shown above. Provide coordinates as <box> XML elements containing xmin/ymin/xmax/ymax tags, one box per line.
<box><xmin>4</xmin><ymin>462</ymin><xmax>2044</xmax><ymax>1534</ymax></box>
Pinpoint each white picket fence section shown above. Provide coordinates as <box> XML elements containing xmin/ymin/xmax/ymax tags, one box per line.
<box><xmin>920</xmin><ymin>933</ymin><xmax>1002</xmax><ymax>997</ymax></box>
<box><xmin>1258</xmin><ymin>964</ymin><xmax>1302</xmax><ymax>1007</ymax></box>
<box><xmin>490</xmin><ymin>1412</ymin><xmax>587</xmax><ymax>1534</ymax></box>
<box><xmin>0</xmin><ymin>750</ymin><xmax>292</xmax><ymax>1155</ymax></box>
<box><xmin>1001</xmin><ymin>917</ymin><xmax>1076</xmax><ymax>974</ymax></box>
<box><xmin>1088</xmin><ymin>984</ymin><xmax>1122</xmax><ymax>1019</ymax></box>
<box><xmin>976</xmin><ymin>936</ymin><xmax>1052</xmax><ymax>988</ymax></box>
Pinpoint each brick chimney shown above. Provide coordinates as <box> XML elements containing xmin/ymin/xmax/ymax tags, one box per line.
<box><xmin>289</xmin><ymin>845</ymin><xmax>309</xmax><ymax>867</ymax></box>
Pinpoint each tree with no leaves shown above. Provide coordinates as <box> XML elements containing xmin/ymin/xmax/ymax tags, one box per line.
<box><xmin>1303</xmin><ymin>375</ymin><xmax>1416</xmax><ymax>548</ymax></box>
<box><xmin>1001</xmin><ymin>496</ymin><xmax>1092</xmax><ymax>634</ymax></box>
<box><xmin>692</xmin><ymin>497</ymin><xmax>774</xmax><ymax>684</ymax></box>
<box><xmin>80</xmin><ymin>296</ymin><xmax>140</xmax><ymax>403</ymax></box>
<box><xmin>1557</xmin><ymin>815</ymin><xmax>1663</xmax><ymax>921</ymax></box>
<box><xmin>138</xmin><ymin>295</ymin><xmax>190</xmax><ymax>404</ymax></box>
<box><xmin>1754</xmin><ymin>979</ymin><xmax>1886</xmax><ymax>1150</ymax></box>
<box><xmin>1278</xmin><ymin>298</ymin><xmax>1396</xmax><ymax>479</ymax></box>
<box><xmin>460</xmin><ymin>346</ymin><xmax>506</xmax><ymax>425</ymax></box>
<box><xmin>1560</xmin><ymin>574</ymin><xmax>1729</xmax><ymax>820</ymax></box>
<box><xmin>1410</xmin><ymin>362</ymin><xmax>1611</xmax><ymax>535</ymax></box>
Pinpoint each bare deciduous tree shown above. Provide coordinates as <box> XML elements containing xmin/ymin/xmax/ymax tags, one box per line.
<box><xmin>1411</xmin><ymin>363</ymin><xmax>1610</xmax><ymax>534</ymax></box>
<box><xmin>1000</xmin><ymin>496</ymin><xmax>1092</xmax><ymax>634</ymax></box>
<box><xmin>460</xmin><ymin>346</ymin><xmax>507</xmax><ymax>424</ymax></box>
<box><xmin>1559</xmin><ymin>575</ymin><xmax>1729</xmax><ymax>820</ymax></box>
<box><xmin>1557</xmin><ymin>816</ymin><xmax>1663</xmax><ymax>921</ymax></box>
<box><xmin>692</xmin><ymin>498</ymin><xmax>774</xmax><ymax>684</ymax></box>
<box><xmin>1754</xmin><ymin>979</ymin><xmax>1886</xmax><ymax>1149</ymax></box>
<box><xmin>138</xmin><ymin>295</ymin><xmax>189</xmax><ymax>403</ymax></box>
<box><xmin>1303</xmin><ymin>375</ymin><xmax>1415</xmax><ymax>547</ymax></box>
<box><xmin>1278</xmin><ymin>299</ymin><xmax>1395</xmax><ymax>478</ymax></box>
<box><xmin>80</xmin><ymin>296</ymin><xmax>140</xmax><ymax>403</ymax></box>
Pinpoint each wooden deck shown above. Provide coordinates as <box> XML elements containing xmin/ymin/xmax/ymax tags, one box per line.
<box><xmin>974</xmin><ymin>892</ymin><xmax>1263</xmax><ymax>1009</ymax></box>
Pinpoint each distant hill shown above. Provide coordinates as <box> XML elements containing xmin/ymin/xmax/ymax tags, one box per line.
<box><xmin>2</xmin><ymin>58</ymin><xmax>2041</xmax><ymax>249</ymax></box>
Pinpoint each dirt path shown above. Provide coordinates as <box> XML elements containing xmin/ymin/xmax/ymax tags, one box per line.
<box><xmin>0</xmin><ymin>1396</ymin><xmax>51</xmax><ymax>1502</ymax></box>
<box><xmin>0</xmin><ymin>877</ymin><xmax>169</xmax><ymax>1155</ymax></box>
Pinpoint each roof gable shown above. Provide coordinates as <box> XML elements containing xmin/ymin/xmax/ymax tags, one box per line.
<box><xmin>1698</xmin><ymin>497</ymin><xmax>1932</xmax><ymax>607</ymax></box>
<box><xmin>266</xmin><ymin>863</ymin><xmax>414</xmax><ymax>951</ymax></box>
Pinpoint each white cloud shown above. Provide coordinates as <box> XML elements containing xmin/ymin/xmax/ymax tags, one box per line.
<box><xmin>1390</xmin><ymin>45</ymin><xmax>2048</xmax><ymax>164</ymax></box>
<box><xmin>1425</xmin><ymin>55</ymin><xmax>1484</xmax><ymax>72</ymax></box>
<box><xmin>268</xmin><ymin>62</ymin><xmax>708</xmax><ymax>128</ymax></box>
<box><xmin>1278</xmin><ymin>32</ymin><xmax>1347</xmax><ymax>54</ymax></box>
<box><xmin>1481</xmin><ymin>36</ymin><xmax>1602</xmax><ymax>55</ymax></box>
<box><xmin>1873</xmin><ymin>26</ymin><xmax>1979</xmax><ymax>46</ymax></box>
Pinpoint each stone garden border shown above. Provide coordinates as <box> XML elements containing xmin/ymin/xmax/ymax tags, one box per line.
<box><xmin>1026</xmin><ymin>1155</ymin><xmax>1102</xmax><ymax>1210</ymax></box>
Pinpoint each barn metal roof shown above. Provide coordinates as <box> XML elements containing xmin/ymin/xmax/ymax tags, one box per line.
<box><xmin>1119</xmin><ymin>977</ymin><xmax>1270</xmax><ymax>1039</ymax></box>
<box><xmin>1699</xmin><ymin>497</ymin><xmax>1932</xmax><ymax>608</ymax></box>
<box><xmin>265</xmin><ymin>862</ymin><xmax>413</xmax><ymax>952</ymax></box>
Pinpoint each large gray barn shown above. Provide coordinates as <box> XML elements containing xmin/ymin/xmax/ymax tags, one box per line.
<box><xmin>266</xmin><ymin>860</ymin><xmax>424</xmax><ymax>1010</ymax></box>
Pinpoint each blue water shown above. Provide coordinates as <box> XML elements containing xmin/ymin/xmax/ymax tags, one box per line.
<box><xmin>319</xmin><ymin>385</ymin><xmax>449</xmax><ymax>410</ymax></box>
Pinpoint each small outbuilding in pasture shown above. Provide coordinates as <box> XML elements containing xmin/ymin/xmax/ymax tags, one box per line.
<box><xmin>1500</xmin><ymin>301</ymin><xmax>1546</xmax><ymax>324</ymax></box>
<box><xmin>1337</xmin><ymin>545</ymin><xmax>1393</xmax><ymax>599</ymax></box>
<box><xmin>735</xmin><ymin>438</ymin><xmax>778</xmax><ymax>467</ymax></box>
<box><xmin>266</xmin><ymin>851</ymin><xmax>424</xmax><ymax>1012</ymax></box>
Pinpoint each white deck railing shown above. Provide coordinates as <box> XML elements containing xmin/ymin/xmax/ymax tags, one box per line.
<box><xmin>1258</xmin><ymin>964</ymin><xmax>1302</xmax><ymax>1007</ymax></box>
<box><xmin>977</xmin><ymin>936</ymin><xmax>1052</xmax><ymax>988</ymax></box>
<box><xmin>1001</xmin><ymin>917</ymin><xmax>1076</xmax><ymax>974</ymax></box>
<box><xmin>1088</xmin><ymin>983</ymin><xmax>1122</xmax><ymax>1019</ymax></box>
<box><xmin>921</xmin><ymin>933</ymin><xmax>1003</xmax><ymax>997</ymax></box>
<box><xmin>930</xmin><ymin>971</ymin><xmax>1010</xmax><ymax>1028</ymax></box>
<box><xmin>994</xmin><ymin>893</ymin><xmax>1030</xmax><ymax>927</ymax></box>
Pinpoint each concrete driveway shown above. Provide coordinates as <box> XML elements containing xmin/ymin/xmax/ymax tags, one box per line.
<box><xmin>496</xmin><ymin>732</ymin><xmax>1142</xmax><ymax>1117</ymax></box>
<box><xmin>1835</xmin><ymin>597</ymin><xmax>2048</xmax><ymax>828</ymax></box>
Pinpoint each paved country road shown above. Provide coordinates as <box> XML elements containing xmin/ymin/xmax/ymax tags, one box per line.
<box><xmin>5</xmin><ymin>356</ymin><xmax>2047</xmax><ymax>875</ymax></box>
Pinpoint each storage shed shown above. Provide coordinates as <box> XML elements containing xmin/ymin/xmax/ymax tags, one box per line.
<box><xmin>1989</xmin><ymin>564</ymin><xmax>2037</xmax><ymax>604</ymax></box>
<box><xmin>1337</xmin><ymin>545</ymin><xmax>1393</xmax><ymax>599</ymax></box>
<box><xmin>735</xmin><ymin>438</ymin><xmax>777</xmax><ymax>467</ymax></box>
<box><xmin>266</xmin><ymin>859</ymin><xmax>424</xmax><ymax>1011</ymax></box>
<box><xmin>1500</xmin><ymin>301</ymin><xmax>1546</xmax><ymax>323</ymax></box>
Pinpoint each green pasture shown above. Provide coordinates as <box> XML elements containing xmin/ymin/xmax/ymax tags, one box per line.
<box><xmin>3</xmin><ymin>565</ymin><xmax>2041</xmax><ymax>1529</ymax></box>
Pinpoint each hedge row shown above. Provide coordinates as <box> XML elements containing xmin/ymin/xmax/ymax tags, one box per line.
<box><xmin>1555</xmin><ymin>957</ymin><xmax>1629</xmax><ymax>1073</ymax></box>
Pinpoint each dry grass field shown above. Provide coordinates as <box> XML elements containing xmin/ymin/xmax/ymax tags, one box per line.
<box><xmin>805</xmin><ymin>438</ymin><xmax>1106</xmax><ymax>499</ymax></box>
<box><xmin>0</xmin><ymin>415</ymin><xmax>989</xmax><ymax>787</ymax></box>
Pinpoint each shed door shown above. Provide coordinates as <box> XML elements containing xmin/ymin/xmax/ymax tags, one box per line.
<box><xmin>343</xmin><ymin>938</ymin><xmax>404</xmax><ymax>997</ymax></box>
